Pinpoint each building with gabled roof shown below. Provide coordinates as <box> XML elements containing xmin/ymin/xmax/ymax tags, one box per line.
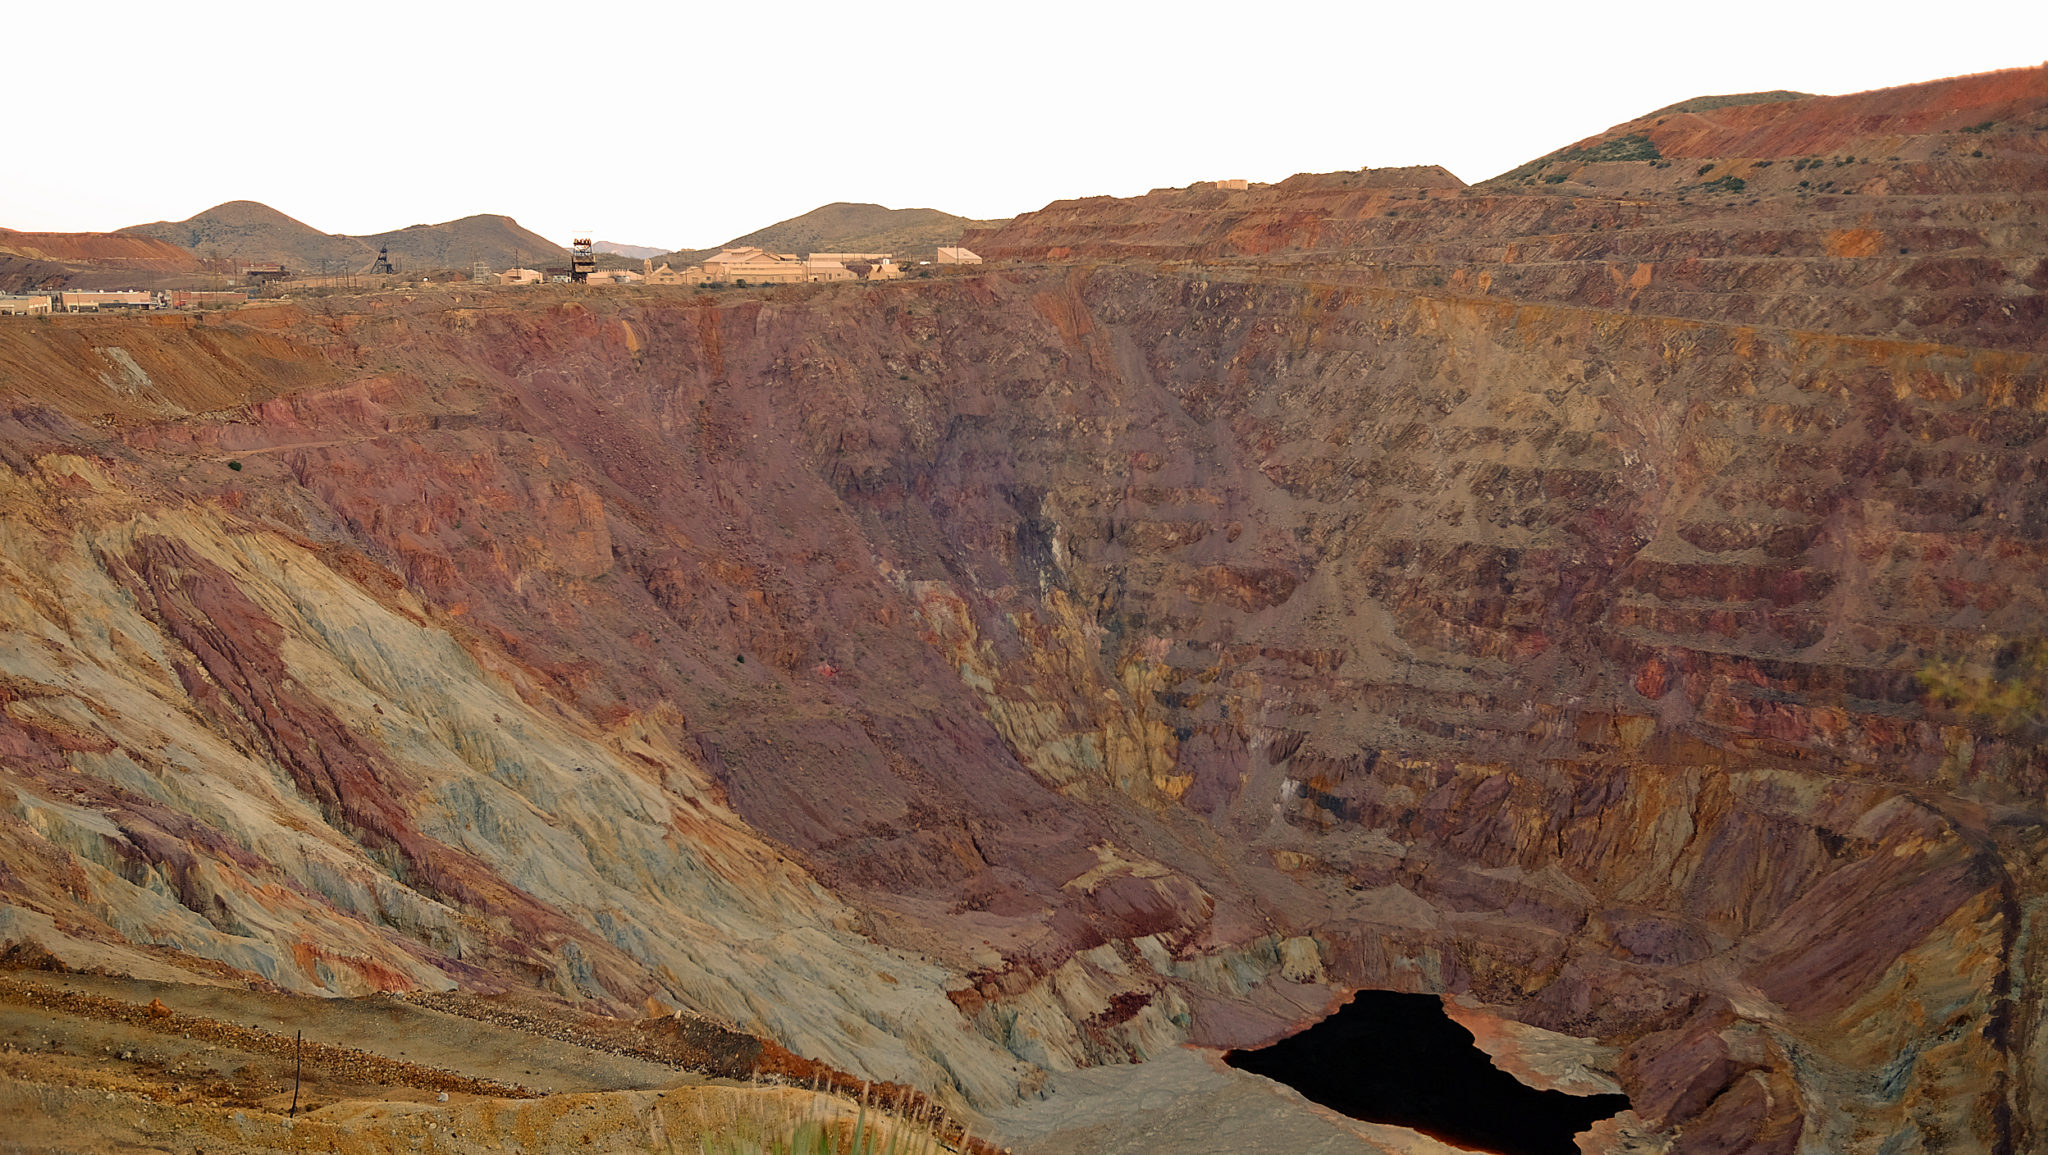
<box><xmin>645</xmin><ymin>263</ymin><xmax>708</xmax><ymax>286</ymax></box>
<box><xmin>703</xmin><ymin>247</ymin><xmax>803</xmax><ymax>283</ymax></box>
<box><xmin>700</xmin><ymin>248</ymin><xmax>860</xmax><ymax>284</ymax></box>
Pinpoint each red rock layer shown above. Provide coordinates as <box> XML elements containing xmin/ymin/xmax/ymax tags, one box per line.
<box><xmin>1614</xmin><ymin>65</ymin><xmax>2048</xmax><ymax>160</ymax></box>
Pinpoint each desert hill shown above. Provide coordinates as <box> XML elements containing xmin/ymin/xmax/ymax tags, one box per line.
<box><xmin>0</xmin><ymin>227</ymin><xmax>202</xmax><ymax>292</ymax></box>
<box><xmin>119</xmin><ymin>201</ymin><xmax>569</xmax><ymax>273</ymax></box>
<box><xmin>120</xmin><ymin>200</ymin><xmax>375</xmax><ymax>270</ymax></box>
<box><xmin>357</xmin><ymin>213</ymin><xmax>566</xmax><ymax>272</ymax></box>
<box><xmin>1</xmin><ymin>63</ymin><xmax>2045</xmax><ymax>1154</ymax></box>
<box><xmin>1640</xmin><ymin>89</ymin><xmax>1812</xmax><ymax>118</ymax></box>
<box><xmin>662</xmin><ymin>201</ymin><xmax>1002</xmax><ymax>265</ymax></box>
<box><xmin>1484</xmin><ymin>63</ymin><xmax>2048</xmax><ymax>185</ymax></box>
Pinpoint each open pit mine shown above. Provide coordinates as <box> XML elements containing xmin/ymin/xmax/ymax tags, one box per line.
<box><xmin>1</xmin><ymin>65</ymin><xmax>2046</xmax><ymax>1155</ymax></box>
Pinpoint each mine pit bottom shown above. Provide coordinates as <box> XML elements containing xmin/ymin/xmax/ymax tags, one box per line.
<box><xmin>1223</xmin><ymin>990</ymin><xmax>1631</xmax><ymax>1155</ymax></box>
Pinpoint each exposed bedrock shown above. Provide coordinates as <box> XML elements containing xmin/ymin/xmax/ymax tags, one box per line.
<box><xmin>1</xmin><ymin>66</ymin><xmax>2045</xmax><ymax>1152</ymax></box>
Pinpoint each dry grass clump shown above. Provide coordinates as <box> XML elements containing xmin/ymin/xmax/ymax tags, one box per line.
<box><xmin>660</xmin><ymin>1075</ymin><xmax>996</xmax><ymax>1155</ymax></box>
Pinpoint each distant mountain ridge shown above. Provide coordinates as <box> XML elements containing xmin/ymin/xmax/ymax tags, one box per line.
<box><xmin>661</xmin><ymin>202</ymin><xmax>1004</xmax><ymax>266</ymax></box>
<box><xmin>119</xmin><ymin>201</ymin><xmax>568</xmax><ymax>273</ymax></box>
<box><xmin>19</xmin><ymin>199</ymin><xmax>1002</xmax><ymax>286</ymax></box>
<box><xmin>593</xmin><ymin>241</ymin><xmax>668</xmax><ymax>261</ymax></box>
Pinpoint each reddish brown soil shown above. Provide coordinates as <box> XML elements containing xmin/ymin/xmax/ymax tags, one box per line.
<box><xmin>0</xmin><ymin>228</ymin><xmax>200</xmax><ymax>271</ymax></box>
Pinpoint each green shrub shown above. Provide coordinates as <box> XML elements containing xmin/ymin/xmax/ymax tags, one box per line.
<box><xmin>1490</xmin><ymin>133</ymin><xmax>1659</xmax><ymax>183</ymax></box>
<box><xmin>1575</xmin><ymin>133</ymin><xmax>1662</xmax><ymax>162</ymax></box>
<box><xmin>1920</xmin><ymin>639</ymin><xmax>2046</xmax><ymax>740</ymax></box>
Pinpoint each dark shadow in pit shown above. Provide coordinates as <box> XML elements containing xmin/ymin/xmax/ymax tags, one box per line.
<box><xmin>1224</xmin><ymin>991</ymin><xmax>1630</xmax><ymax>1155</ymax></box>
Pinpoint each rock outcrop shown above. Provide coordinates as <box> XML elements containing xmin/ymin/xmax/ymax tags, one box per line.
<box><xmin>2</xmin><ymin>65</ymin><xmax>2044</xmax><ymax>1152</ymax></box>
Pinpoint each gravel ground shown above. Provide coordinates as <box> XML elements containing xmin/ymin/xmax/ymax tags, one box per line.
<box><xmin>982</xmin><ymin>1046</ymin><xmax>1467</xmax><ymax>1155</ymax></box>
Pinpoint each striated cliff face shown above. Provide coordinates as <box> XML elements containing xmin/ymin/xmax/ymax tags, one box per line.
<box><xmin>2</xmin><ymin>66</ymin><xmax>2046</xmax><ymax>1152</ymax></box>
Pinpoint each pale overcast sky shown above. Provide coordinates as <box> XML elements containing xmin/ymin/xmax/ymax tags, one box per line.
<box><xmin>6</xmin><ymin>1</ymin><xmax>2043</xmax><ymax>251</ymax></box>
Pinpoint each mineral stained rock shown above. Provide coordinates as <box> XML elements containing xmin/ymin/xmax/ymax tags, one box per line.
<box><xmin>1</xmin><ymin>64</ymin><xmax>2045</xmax><ymax>1152</ymax></box>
